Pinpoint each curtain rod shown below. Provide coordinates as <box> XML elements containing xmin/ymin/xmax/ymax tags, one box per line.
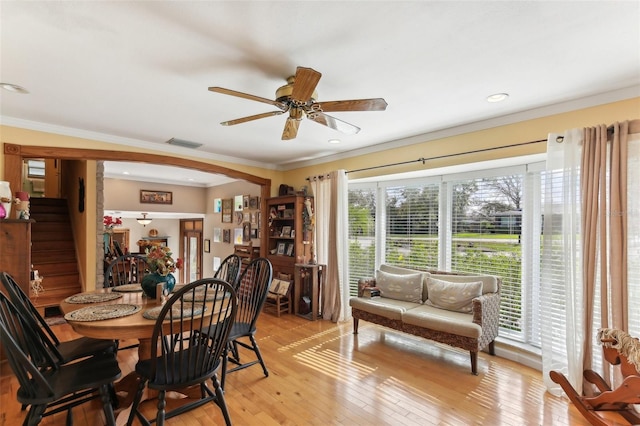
<box><xmin>346</xmin><ymin>138</ymin><xmax>547</xmax><ymax>174</ymax></box>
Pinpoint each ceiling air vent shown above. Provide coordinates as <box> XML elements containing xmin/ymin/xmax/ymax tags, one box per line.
<box><xmin>165</xmin><ymin>138</ymin><xmax>202</xmax><ymax>149</ymax></box>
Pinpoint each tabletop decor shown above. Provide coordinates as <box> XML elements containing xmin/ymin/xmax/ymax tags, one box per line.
<box><xmin>111</xmin><ymin>284</ymin><xmax>143</xmax><ymax>293</ymax></box>
<box><xmin>142</xmin><ymin>304</ymin><xmax>206</xmax><ymax>320</ymax></box>
<box><xmin>64</xmin><ymin>303</ymin><xmax>141</xmax><ymax>322</ymax></box>
<box><xmin>103</xmin><ymin>215</ymin><xmax>122</xmax><ymax>233</ymax></box>
<box><xmin>140</xmin><ymin>246</ymin><xmax>183</xmax><ymax>298</ymax></box>
<box><xmin>65</xmin><ymin>292</ymin><xmax>123</xmax><ymax>304</ymax></box>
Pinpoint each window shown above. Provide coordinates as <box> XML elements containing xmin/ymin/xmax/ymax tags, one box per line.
<box><xmin>348</xmin><ymin>162</ymin><xmax>543</xmax><ymax>347</ymax></box>
<box><xmin>348</xmin><ymin>186</ymin><xmax>376</xmax><ymax>296</ymax></box>
<box><xmin>27</xmin><ymin>159</ymin><xmax>45</xmax><ymax>178</ymax></box>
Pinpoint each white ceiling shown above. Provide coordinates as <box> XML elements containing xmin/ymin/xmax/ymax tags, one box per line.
<box><xmin>2</xmin><ymin>1</ymin><xmax>639</xmax><ymax>186</ymax></box>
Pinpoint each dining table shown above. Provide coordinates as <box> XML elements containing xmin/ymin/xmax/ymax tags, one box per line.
<box><xmin>59</xmin><ymin>284</ymin><xmax>222</xmax><ymax>425</ymax></box>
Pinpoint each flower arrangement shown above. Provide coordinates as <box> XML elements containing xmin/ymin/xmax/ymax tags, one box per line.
<box><xmin>144</xmin><ymin>246</ymin><xmax>183</xmax><ymax>276</ymax></box>
<box><xmin>103</xmin><ymin>215</ymin><xmax>122</xmax><ymax>231</ymax></box>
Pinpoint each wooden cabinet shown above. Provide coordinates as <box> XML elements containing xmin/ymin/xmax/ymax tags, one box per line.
<box><xmin>0</xmin><ymin>220</ymin><xmax>33</xmax><ymax>296</ymax></box>
<box><xmin>266</xmin><ymin>195</ymin><xmax>313</xmax><ymax>278</ymax></box>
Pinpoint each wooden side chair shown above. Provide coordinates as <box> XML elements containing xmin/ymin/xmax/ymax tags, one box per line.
<box><xmin>264</xmin><ymin>272</ymin><xmax>292</xmax><ymax>317</ymax></box>
<box><xmin>549</xmin><ymin>328</ymin><xmax>640</xmax><ymax>426</ymax></box>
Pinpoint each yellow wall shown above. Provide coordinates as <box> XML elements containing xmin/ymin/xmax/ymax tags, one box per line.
<box><xmin>284</xmin><ymin>97</ymin><xmax>640</xmax><ymax>188</ymax></box>
<box><xmin>1</xmin><ymin>97</ymin><xmax>639</xmax><ymax>287</ymax></box>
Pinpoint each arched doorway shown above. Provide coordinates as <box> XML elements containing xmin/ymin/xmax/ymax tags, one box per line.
<box><xmin>3</xmin><ymin>142</ymin><xmax>271</xmax><ymax>287</ymax></box>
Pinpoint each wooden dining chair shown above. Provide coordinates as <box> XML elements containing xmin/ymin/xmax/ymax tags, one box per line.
<box><xmin>221</xmin><ymin>257</ymin><xmax>273</xmax><ymax>388</ymax></box>
<box><xmin>104</xmin><ymin>254</ymin><xmax>147</xmax><ymax>288</ymax></box>
<box><xmin>0</xmin><ymin>292</ymin><xmax>121</xmax><ymax>426</ymax></box>
<box><xmin>214</xmin><ymin>254</ymin><xmax>242</xmax><ymax>289</ymax></box>
<box><xmin>127</xmin><ymin>278</ymin><xmax>238</xmax><ymax>426</ymax></box>
<box><xmin>0</xmin><ymin>272</ymin><xmax>116</xmax><ymax>365</ymax></box>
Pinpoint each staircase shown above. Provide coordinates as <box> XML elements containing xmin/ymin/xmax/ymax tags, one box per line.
<box><xmin>29</xmin><ymin>198</ymin><xmax>81</xmax><ymax>310</ymax></box>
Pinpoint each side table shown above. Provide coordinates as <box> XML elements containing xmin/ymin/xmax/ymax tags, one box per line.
<box><xmin>294</xmin><ymin>263</ymin><xmax>325</xmax><ymax>321</ymax></box>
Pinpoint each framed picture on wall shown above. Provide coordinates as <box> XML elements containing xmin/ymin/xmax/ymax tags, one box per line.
<box><xmin>222</xmin><ymin>198</ymin><xmax>232</xmax><ymax>223</ymax></box>
<box><xmin>213</xmin><ymin>198</ymin><xmax>222</xmax><ymax>213</ymax></box>
<box><xmin>204</xmin><ymin>239</ymin><xmax>211</xmax><ymax>253</ymax></box>
<box><xmin>234</xmin><ymin>228</ymin><xmax>243</xmax><ymax>244</ymax></box>
<box><xmin>234</xmin><ymin>195</ymin><xmax>243</xmax><ymax>211</ymax></box>
<box><xmin>249</xmin><ymin>196</ymin><xmax>259</xmax><ymax>210</ymax></box>
<box><xmin>243</xmin><ymin>195</ymin><xmax>250</xmax><ymax>209</ymax></box>
<box><xmin>140</xmin><ymin>190</ymin><xmax>172</xmax><ymax>205</ymax></box>
<box><xmin>223</xmin><ymin>229</ymin><xmax>231</xmax><ymax>244</ymax></box>
<box><xmin>242</xmin><ymin>222</ymin><xmax>251</xmax><ymax>243</ymax></box>
<box><xmin>213</xmin><ymin>228</ymin><xmax>221</xmax><ymax>243</ymax></box>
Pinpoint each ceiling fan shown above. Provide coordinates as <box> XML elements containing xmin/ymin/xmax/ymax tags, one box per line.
<box><xmin>209</xmin><ymin>66</ymin><xmax>388</xmax><ymax>140</ymax></box>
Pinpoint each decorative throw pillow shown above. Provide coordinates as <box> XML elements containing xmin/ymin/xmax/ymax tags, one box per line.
<box><xmin>375</xmin><ymin>270</ymin><xmax>423</xmax><ymax>303</ymax></box>
<box><xmin>425</xmin><ymin>277</ymin><xmax>482</xmax><ymax>313</ymax></box>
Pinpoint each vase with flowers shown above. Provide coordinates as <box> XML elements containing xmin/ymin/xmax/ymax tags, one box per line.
<box><xmin>103</xmin><ymin>215</ymin><xmax>122</xmax><ymax>233</ymax></box>
<box><xmin>140</xmin><ymin>246</ymin><xmax>183</xmax><ymax>298</ymax></box>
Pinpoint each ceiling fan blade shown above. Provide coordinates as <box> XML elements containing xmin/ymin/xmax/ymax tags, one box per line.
<box><xmin>307</xmin><ymin>111</ymin><xmax>360</xmax><ymax>135</ymax></box>
<box><xmin>281</xmin><ymin>117</ymin><xmax>301</xmax><ymax>140</ymax></box>
<box><xmin>290</xmin><ymin>67</ymin><xmax>322</xmax><ymax>103</ymax></box>
<box><xmin>209</xmin><ymin>87</ymin><xmax>285</xmax><ymax>109</ymax></box>
<box><xmin>221</xmin><ymin>110</ymin><xmax>285</xmax><ymax>126</ymax></box>
<box><xmin>316</xmin><ymin>98</ymin><xmax>388</xmax><ymax>112</ymax></box>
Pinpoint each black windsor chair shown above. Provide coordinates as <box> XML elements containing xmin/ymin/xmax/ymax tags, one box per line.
<box><xmin>220</xmin><ymin>257</ymin><xmax>272</xmax><ymax>388</ymax></box>
<box><xmin>214</xmin><ymin>254</ymin><xmax>242</xmax><ymax>289</ymax></box>
<box><xmin>0</xmin><ymin>272</ymin><xmax>116</xmax><ymax>365</ymax></box>
<box><xmin>104</xmin><ymin>254</ymin><xmax>147</xmax><ymax>288</ymax></box>
<box><xmin>126</xmin><ymin>278</ymin><xmax>238</xmax><ymax>426</ymax></box>
<box><xmin>0</xmin><ymin>292</ymin><xmax>121</xmax><ymax>426</ymax></box>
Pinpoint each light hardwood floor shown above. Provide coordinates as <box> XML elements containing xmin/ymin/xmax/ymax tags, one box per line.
<box><xmin>1</xmin><ymin>312</ymin><xmax>593</xmax><ymax>426</ymax></box>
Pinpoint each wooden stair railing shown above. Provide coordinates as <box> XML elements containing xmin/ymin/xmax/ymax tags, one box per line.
<box><xmin>29</xmin><ymin>198</ymin><xmax>82</xmax><ymax>312</ymax></box>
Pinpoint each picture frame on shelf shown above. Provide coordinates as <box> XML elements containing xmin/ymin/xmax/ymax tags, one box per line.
<box><xmin>286</xmin><ymin>243</ymin><xmax>294</xmax><ymax>256</ymax></box>
<box><xmin>277</xmin><ymin>242</ymin><xmax>286</xmax><ymax>255</ymax></box>
<box><xmin>222</xmin><ymin>198</ymin><xmax>233</xmax><ymax>223</ymax></box>
<box><xmin>281</xmin><ymin>225</ymin><xmax>292</xmax><ymax>237</ymax></box>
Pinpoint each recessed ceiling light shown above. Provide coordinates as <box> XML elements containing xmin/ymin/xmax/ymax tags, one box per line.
<box><xmin>486</xmin><ymin>93</ymin><xmax>509</xmax><ymax>103</ymax></box>
<box><xmin>0</xmin><ymin>83</ymin><xmax>29</xmax><ymax>94</ymax></box>
<box><xmin>328</xmin><ymin>139</ymin><xmax>341</xmax><ymax>144</ymax></box>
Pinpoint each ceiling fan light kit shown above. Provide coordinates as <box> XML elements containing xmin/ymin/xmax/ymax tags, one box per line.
<box><xmin>209</xmin><ymin>66</ymin><xmax>388</xmax><ymax>140</ymax></box>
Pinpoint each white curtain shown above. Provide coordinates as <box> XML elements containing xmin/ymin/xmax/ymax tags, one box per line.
<box><xmin>309</xmin><ymin>170</ymin><xmax>350</xmax><ymax>322</ymax></box>
<box><xmin>541</xmin><ymin>129</ymin><xmax>585</xmax><ymax>396</ymax></box>
<box><xmin>541</xmin><ymin>121</ymin><xmax>640</xmax><ymax>396</ymax></box>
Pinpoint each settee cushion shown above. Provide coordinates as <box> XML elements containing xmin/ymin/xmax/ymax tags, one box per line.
<box><xmin>375</xmin><ymin>270</ymin><xmax>423</xmax><ymax>303</ymax></box>
<box><xmin>349</xmin><ymin>297</ymin><xmax>418</xmax><ymax>321</ymax></box>
<box><xmin>379</xmin><ymin>264</ymin><xmax>430</xmax><ymax>301</ymax></box>
<box><xmin>425</xmin><ymin>277</ymin><xmax>482</xmax><ymax>313</ymax></box>
<box><xmin>402</xmin><ymin>304</ymin><xmax>482</xmax><ymax>338</ymax></box>
<box><xmin>430</xmin><ymin>273</ymin><xmax>499</xmax><ymax>294</ymax></box>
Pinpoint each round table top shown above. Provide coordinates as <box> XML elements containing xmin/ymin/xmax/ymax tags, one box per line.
<box><xmin>59</xmin><ymin>288</ymin><xmax>163</xmax><ymax>341</ymax></box>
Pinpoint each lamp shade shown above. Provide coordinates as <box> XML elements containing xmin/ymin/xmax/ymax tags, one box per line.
<box><xmin>137</xmin><ymin>213</ymin><xmax>152</xmax><ymax>226</ymax></box>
